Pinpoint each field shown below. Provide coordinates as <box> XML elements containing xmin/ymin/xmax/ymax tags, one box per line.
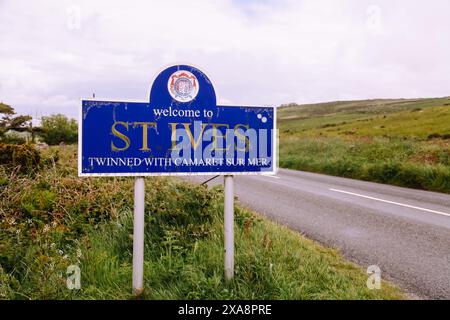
<box><xmin>278</xmin><ymin>97</ymin><xmax>450</xmax><ymax>193</ymax></box>
<box><xmin>0</xmin><ymin>145</ymin><xmax>402</xmax><ymax>299</ymax></box>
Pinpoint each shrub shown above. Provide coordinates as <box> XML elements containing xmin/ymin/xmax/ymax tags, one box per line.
<box><xmin>0</xmin><ymin>102</ymin><xmax>33</xmax><ymax>143</ymax></box>
<box><xmin>20</xmin><ymin>189</ymin><xmax>57</xmax><ymax>221</ymax></box>
<box><xmin>40</xmin><ymin>114</ymin><xmax>77</xmax><ymax>145</ymax></box>
<box><xmin>367</xmin><ymin>162</ymin><xmax>402</xmax><ymax>183</ymax></box>
<box><xmin>0</xmin><ymin>143</ymin><xmax>40</xmax><ymax>173</ymax></box>
<box><xmin>394</xmin><ymin>164</ymin><xmax>426</xmax><ymax>190</ymax></box>
<box><xmin>1</xmin><ymin>132</ymin><xmax>27</xmax><ymax>145</ymax></box>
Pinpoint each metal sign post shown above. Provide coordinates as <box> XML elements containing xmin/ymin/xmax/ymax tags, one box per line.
<box><xmin>132</xmin><ymin>177</ymin><xmax>145</xmax><ymax>295</ymax></box>
<box><xmin>224</xmin><ymin>175</ymin><xmax>234</xmax><ymax>281</ymax></box>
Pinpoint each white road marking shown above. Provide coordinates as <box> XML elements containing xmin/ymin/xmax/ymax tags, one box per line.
<box><xmin>330</xmin><ymin>188</ymin><xmax>450</xmax><ymax>217</ymax></box>
<box><xmin>264</xmin><ymin>175</ymin><xmax>280</xmax><ymax>179</ymax></box>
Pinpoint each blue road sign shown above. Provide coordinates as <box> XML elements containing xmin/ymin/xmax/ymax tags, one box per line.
<box><xmin>79</xmin><ymin>65</ymin><xmax>276</xmax><ymax>176</ymax></box>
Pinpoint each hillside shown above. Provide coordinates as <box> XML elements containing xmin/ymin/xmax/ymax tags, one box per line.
<box><xmin>278</xmin><ymin>97</ymin><xmax>450</xmax><ymax>193</ymax></box>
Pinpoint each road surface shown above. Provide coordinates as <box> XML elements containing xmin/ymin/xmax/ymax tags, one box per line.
<box><xmin>184</xmin><ymin>168</ymin><xmax>450</xmax><ymax>299</ymax></box>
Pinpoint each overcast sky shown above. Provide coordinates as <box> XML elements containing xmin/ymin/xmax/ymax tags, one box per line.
<box><xmin>1</xmin><ymin>0</ymin><xmax>449</xmax><ymax>119</ymax></box>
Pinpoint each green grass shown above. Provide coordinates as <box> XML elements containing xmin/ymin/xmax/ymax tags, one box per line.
<box><xmin>279</xmin><ymin>97</ymin><xmax>450</xmax><ymax>193</ymax></box>
<box><xmin>0</xmin><ymin>145</ymin><xmax>403</xmax><ymax>299</ymax></box>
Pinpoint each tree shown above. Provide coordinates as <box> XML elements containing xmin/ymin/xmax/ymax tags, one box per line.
<box><xmin>0</xmin><ymin>102</ymin><xmax>33</xmax><ymax>142</ymax></box>
<box><xmin>40</xmin><ymin>114</ymin><xmax>78</xmax><ymax>145</ymax></box>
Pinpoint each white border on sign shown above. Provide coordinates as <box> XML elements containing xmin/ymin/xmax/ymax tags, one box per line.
<box><xmin>78</xmin><ymin>63</ymin><xmax>278</xmax><ymax>177</ymax></box>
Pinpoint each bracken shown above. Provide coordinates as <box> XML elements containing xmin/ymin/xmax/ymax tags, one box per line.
<box><xmin>0</xmin><ymin>143</ymin><xmax>40</xmax><ymax>173</ymax></box>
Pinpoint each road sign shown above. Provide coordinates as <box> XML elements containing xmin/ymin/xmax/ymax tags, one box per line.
<box><xmin>78</xmin><ymin>65</ymin><xmax>276</xmax><ymax>176</ymax></box>
<box><xmin>78</xmin><ymin>64</ymin><xmax>277</xmax><ymax>293</ymax></box>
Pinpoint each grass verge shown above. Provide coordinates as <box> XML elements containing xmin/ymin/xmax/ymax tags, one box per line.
<box><xmin>0</xmin><ymin>145</ymin><xmax>403</xmax><ymax>299</ymax></box>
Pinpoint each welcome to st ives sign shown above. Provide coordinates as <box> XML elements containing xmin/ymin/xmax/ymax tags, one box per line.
<box><xmin>78</xmin><ymin>64</ymin><xmax>277</xmax><ymax>294</ymax></box>
<box><xmin>78</xmin><ymin>65</ymin><xmax>276</xmax><ymax>176</ymax></box>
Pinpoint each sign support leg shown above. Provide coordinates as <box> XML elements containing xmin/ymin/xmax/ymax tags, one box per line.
<box><xmin>133</xmin><ymin>177</ymin><xmax>145</xmax><ymax>295</ymax></box>
<box><xmin>224</xmin><ymin>175</ymin><xmax>234</xmax><ymax>281</ymax></box>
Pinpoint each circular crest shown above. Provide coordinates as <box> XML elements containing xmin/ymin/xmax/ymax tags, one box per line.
<box><xmin>167</xmin><ymin>70</ymin><xmax>199</xmax><ymax>102</ymax></box>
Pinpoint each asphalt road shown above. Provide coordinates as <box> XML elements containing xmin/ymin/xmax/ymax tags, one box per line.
<box><xmin>184</xmin><ymin>168</ymin><xmax>450</xmax><ymax>299</ymax></box>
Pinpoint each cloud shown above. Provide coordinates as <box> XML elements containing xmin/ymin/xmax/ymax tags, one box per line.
<box><xmin>0</xmin><ymin>0</ymin><xmax>449</xmax><ymax>119</ymax></box>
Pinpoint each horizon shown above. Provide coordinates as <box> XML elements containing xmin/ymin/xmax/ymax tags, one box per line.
<box><xmin>3</xmin><ymin>95</ymin><xmax>450</xmax><ymax>122</ymax></box>
<box><xmin>2</xmin><ymin>94</ymin><xmax>450</xmax><ymax>122</ymax></box>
